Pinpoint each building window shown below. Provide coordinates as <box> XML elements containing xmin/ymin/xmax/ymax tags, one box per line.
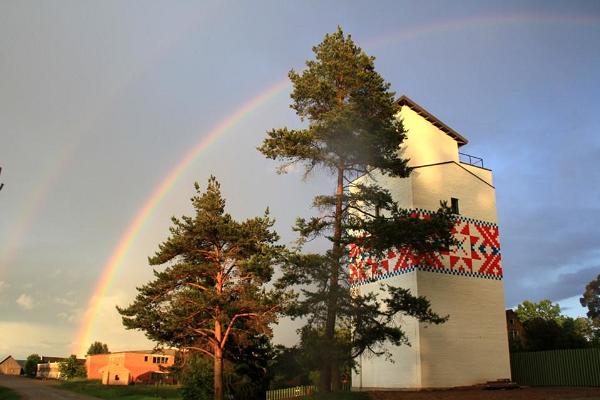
<box><xmin>451</xmin><ymin>198</ymin><xmax>459</xmax><ymax>214</ymax></box>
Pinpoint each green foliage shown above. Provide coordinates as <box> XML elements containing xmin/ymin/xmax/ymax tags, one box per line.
<box><xmin>270</xmin><ymin>345</ymin><xmax>312</xmax><ymax>389</ymax></box>
<box><xmin>24</xmin><ymin>353</ymin><xmax>40</xmax><ymax>378</ymax></box>
<box><xmin>260</xmin><ymin>27</ymin><xmax>454</xmax><ymax>391</ymax></box>
<box><xmin>224</xmin><ymin>334</ymin><xmax>273</xmax><ymax>399</ymax></box>
<box><xmin>515</xmin><ymin>299</ymin><xmax>563</xmax><ymax>322</ymax></box>
<box><xmin>117</xmin><ymin>177</ymin><xmax>290</xmax><ymax>400</ymax></box>
<box><xmin>181</xmin><ymin>354</ymin><xmax>213</xmax><ymax>400</ymax></box>
<box><xmin>521</xmin><ymin>317</ymin><xmax>589</xmax><ymax>351</ymax></box>
<box><xmin>86</xmin><ymin>341</ymin><xmax>109</xmax><ymax>355</ymax></box>
<box><xmin>180</xmin><ymin>335</ymin><xmax>274</xmax><ymax>400</ymax></box>
<box><xmin>512</xmin><ymin>299</ymin><xmax>599</xmax><ymax>351</ymax></box>
<box><xmin>57</xmin><ymin>379</ymin><xmax>181</xmax><ymax>400</ymax></box>
<box><xmin>581</xmin><ymin>273</ymin><xmax>600</xmax><ymax>321</ymax></box>
<box><xmin>58</xmin><ymin>355</ymin><xmax>86</xmax><ymax>380</ymax></box>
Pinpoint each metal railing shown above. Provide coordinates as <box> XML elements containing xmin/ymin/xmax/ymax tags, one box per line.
<box><xmin>459</xmin><ymin>152</ymin><xmax>484</xmax><ymax>168</ymax></box>
<box><xmin>266</xmin><ymin>385</ymin><xmax>317</xmax><ymax>400</ymax></box>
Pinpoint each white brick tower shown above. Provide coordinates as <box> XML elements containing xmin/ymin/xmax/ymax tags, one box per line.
<box><xmin>350</xmin><ymin>96</ymin><xmax>510</xmax><ymax>389</ymax></box>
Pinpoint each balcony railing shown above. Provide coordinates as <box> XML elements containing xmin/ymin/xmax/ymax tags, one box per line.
<box><xmin>459</xmin><ymin>152</ymin><xmax>484</xmax><ymax>168</ymax></box>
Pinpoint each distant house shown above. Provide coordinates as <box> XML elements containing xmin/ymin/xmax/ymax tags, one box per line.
<box><xmin>87</xmin><ymin>350</ymin><xmax>176</xmax><ymax>385</ymax></box>
<box><xmin>506</xmin><ymin>309</ymin><xmax>527</xmax><ymax>349</ymax></box>
<box><xmin>36</xmin><ymin>362</ymin><xmax>62</xmax><ymax>379</ymax></box>
<box><xmin>36</xmin><ymin>356</ymin><xmax>85</xmax><ymax>379</ymax></box>
<box><xmin>0</xmin><ymin>356</ymin><xmax>23</xmax><ymax>375</ymax></box>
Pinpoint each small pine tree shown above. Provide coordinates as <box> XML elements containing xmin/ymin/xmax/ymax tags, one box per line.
<box><xmin>118</xmin><ymin>177</ymin><xmax>290</xmax><ymax>400</ymax></box>
<box><xmin>86</xmin><ymin>341</ymin><xmax>109</xmax><ymax>355</ymax></box>
<box><xmin>58</xmin><ymin>355</ymin><xmax>86</xmax><ymax>379</ymax></box>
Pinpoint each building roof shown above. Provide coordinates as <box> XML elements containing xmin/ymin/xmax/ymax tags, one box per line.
<box><xmin>0</xmin><ymin>355</ymin><xmax>16</xmax><ymax>365</ymax></box>
<box><xmin>397</xmin><ymin>95</ymin><xmax>469</xmax><ymax>147</ymax></box>
<box><xmin>103</xmin><ymin>349</ymin><xmax>177</xmax><ymax>356</ymax></box>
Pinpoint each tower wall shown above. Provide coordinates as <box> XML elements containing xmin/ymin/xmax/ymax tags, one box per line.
<box><xmin>352</xmin><ymin>271</ymin><xmax>422</xmax><ymax>389</ymax></box>
<box><xmin>351</xmin><ymin>98</ymin><xmax>510</xmax><ymax>389</ymax></box>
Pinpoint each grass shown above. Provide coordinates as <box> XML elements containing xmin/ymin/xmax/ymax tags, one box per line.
<box><xmin>304</xmin><ymin>392</ymin><xmax>370</xmax><ymax>400</ymax></box>
<box><xmin>0</xmin><ymin>386</ymin><xmax>21</xmax><ymax>400</ymax></box>
<box><xmin>57</xmin><ymin>379</ymin><xmax>181</xmax><ymax>400</ymax></box>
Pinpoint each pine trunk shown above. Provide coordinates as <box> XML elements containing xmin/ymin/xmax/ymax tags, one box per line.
<box><xmin>214</xmin><ymin>346</ymin><xmax>223</xmax><ymax>400</ymax></box>
<box><xmin>321</xmin><ymin>162</ymin><xmax>345</xmax><ymax>393</ymax></box>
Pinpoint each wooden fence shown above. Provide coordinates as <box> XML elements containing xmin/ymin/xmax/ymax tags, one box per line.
<box><xmin>266</xmin><ymin>385</ymin><xmax>317</xmax><ymax>400</ymax></box>
<box><xmin>510</xmin><ymin>348</ymin><xmax>600</xmax><ymax>386</ymax></box>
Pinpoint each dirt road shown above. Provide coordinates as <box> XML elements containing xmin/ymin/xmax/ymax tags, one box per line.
<box><xmin>0</xmin><ymin>375</ymin><xmax>101</xmax><ymax>400</ymax></box>
<box><xmin>368</xmin><ymin>386</ymin><xmax>600</xmax><ymax>400</ymax></box>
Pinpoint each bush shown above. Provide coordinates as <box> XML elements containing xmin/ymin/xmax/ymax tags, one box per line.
<box><xmin>180</xmin><ymin>354</ymin><xmax>213</xmax><ymax>400</ymax></box>
<box><xmin>24</xmin><ymin>354</ymin><xmax>41</xmax><ymax>377</ymax></box>
<box><xmin>58</xmin><ymin>355</ymin><xmax>86</xmax><ymax>380</ymax></box>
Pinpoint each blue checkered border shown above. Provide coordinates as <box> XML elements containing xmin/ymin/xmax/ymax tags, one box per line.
<box><xmin>350</xmin><ymin>264</ymin><xmax>502</xmax><ymax>287</ymax></box>
<box><xmin>410</xmin><ymin>208</ymin><xmax>498</xmax><ymax>228</ymax></box>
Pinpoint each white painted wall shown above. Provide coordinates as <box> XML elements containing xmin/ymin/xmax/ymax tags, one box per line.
<box><xmin>417</xmin><ymin>270</ymin><xmax>511</xmax><ymax>387</ymax></box>
<box><xmin>353</xmin><ymin>271</ymin><xmax>422</xmax><ymax>389</ymax></box>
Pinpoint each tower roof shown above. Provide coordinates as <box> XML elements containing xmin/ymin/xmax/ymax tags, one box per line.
<box><xmin>397</xmin><ymin>95</ymin><xmax>469</xmax><ymax>146</ymax></box>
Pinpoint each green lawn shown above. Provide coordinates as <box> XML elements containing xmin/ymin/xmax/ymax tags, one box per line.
<box><xmin>0</xmin><ymin>386</ymin><xmax>21</xmax><ymax>400</ymax></box>
<box><xmin>57</xmin><ymin>379</ymin><xmax>181</xmax><ymax>400</ymax></box>
<box><xmin>306</xmin><ymin>393</ymin><xmax>370</xmax><ymax>400</ymax></box>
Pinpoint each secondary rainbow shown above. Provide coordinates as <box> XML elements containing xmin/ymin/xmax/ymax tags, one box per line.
<box><xmin>72</xmin><ymin>78</ymin><xmax>290</xmax><ymax>355</ymax></box>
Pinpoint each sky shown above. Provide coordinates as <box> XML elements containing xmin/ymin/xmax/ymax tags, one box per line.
<box><xmin>0</xmin><ymin>0</ymin><xmax>599</xmax><ymax>359</ymax></box>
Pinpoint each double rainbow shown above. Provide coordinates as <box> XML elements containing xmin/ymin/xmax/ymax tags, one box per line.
<box><xmin>72</xmin><ymin>78</ymin><xmax>289</xmax><ymax>355</ymax></box>
<box><xmin>71</xmin><ymin>13</ymin><xmax>600</xmax><ymax>355</ymax></box>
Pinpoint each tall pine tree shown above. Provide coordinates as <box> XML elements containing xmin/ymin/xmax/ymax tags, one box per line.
<box><xmin>118</xmin><ymin>177</ymin><xmax>287</xmax><ymax>400</ymax></box>
<box><xmin>260</xmin><ymin>28</ymin><xmax>454</xmax><ymax>392</ymax></box>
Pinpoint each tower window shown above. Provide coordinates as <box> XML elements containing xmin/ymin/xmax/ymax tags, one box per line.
<box><xmin>451</xmin><ymin>198</ymin><xmax>459</xmax><ymax>214</ymax></box>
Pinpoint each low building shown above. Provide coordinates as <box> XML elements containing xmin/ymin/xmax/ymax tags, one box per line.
<box><xmin>36</xmin><ymin>362</ymin><xmax>62</xmax><ymax>379</ymax></box>
<box><xmin>87</xmin><ymin>350</ymin><xmax>176</xmax><ymax>385</ymax></box>
<box><xmin>0</xmin><ymin>356</ymin><xmax>23</xmax><ymax>375</ymax></box>
<box><xmin>36</xmin><ymin>356</ymin><xmax>85</xmax><ymax>379</ymax></box>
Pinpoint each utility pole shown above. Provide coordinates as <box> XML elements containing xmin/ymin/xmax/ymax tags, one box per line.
<box><xmin>0</xmin><ymin>166</ymin><xmax>4</xmax><ymax>191</ymax></box>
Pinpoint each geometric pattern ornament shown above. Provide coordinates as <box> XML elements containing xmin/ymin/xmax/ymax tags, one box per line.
<box><xmin>348</xmin><ymin>209</ymin><xmax>502</xmax><ymax>286</ymax></box>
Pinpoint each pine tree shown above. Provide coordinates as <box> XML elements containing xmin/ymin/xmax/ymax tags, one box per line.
<box><xmin>118</xmin><ymin>177</ymin><xmax>288</xmax><ymax>400</ymax></box>
<box><xmin>259</xmin><ymin>27</ymin><xmax>454</xmax><ymax>392</ymax></box>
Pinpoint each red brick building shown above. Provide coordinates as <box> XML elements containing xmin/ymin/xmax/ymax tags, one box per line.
<box><xmin>86</xmin><ymin>350</ymin><xmax>176</xmax><ymax>385</ymax></box>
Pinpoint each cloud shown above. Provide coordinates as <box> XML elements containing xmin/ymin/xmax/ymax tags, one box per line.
<box><xmin>0</xmin><ymin>321</ymin><xmax>73</xmax><ymax>359</ymax></box>
<box><xmin>54</xmin><ymin>297</ymin><xmax>76</xmax><ymax>307</ymax></box>
<box><xmin>16</xmin><ymin>293</ymin><xmax>34</xmax><ymax>310</ymax></box>
<box><xmin>505</xmin><ymin>265</ymin><xmax>599</xmax><ymax>308</ymax></box>
<box><xmin>57</xmin><ymin>311</ymin><xmax>77</xmax><ymax>323</ymax></box>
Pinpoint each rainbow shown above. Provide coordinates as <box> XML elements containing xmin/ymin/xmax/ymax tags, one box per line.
<box><xmin>72</xmin><ymin>78</ymin><xmax>290</xmax><ymax>355</ymax></box>
<box><xmin>72</xmin><ymin>12</ymin><xmax>600</xmax><ymax>356</ymax></box>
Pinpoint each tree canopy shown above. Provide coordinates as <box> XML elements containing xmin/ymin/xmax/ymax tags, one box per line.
<box><xmin>511</xmin><ymin>299</ymin><xmax>599</xmax><ymax>351</ymax></box>
<box><xmin>118</xmin><ymin>177</ymin><xmax>288</xmax><ymax>400</ymax></box>
<box><xmin>515</xmin><ymin>299</ymin><xmax>563</xmax><ymax>322</ymax></box>
<box><xmin>581</xmin><ymin>274</ymin><xmax>600</xmax><ymax>321</ymax></box>
<box><xmin>86</xmin><ymin>341</ymin><xmax>109</xmax><ymax>355</ymax></box>
<box><xmin>24</xmin><ymin>354</ymin><xmax>40</xmax><ymax>378</ymax></box>
<box><xmin>260</xmin><ymin>27</ymin><xmax>454</xmax><ymax>392</ymax></box>
<box><xmin>58</xmin><ymin>355</ymin><xmax>86</xmax><ymax>379</ymax></box>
